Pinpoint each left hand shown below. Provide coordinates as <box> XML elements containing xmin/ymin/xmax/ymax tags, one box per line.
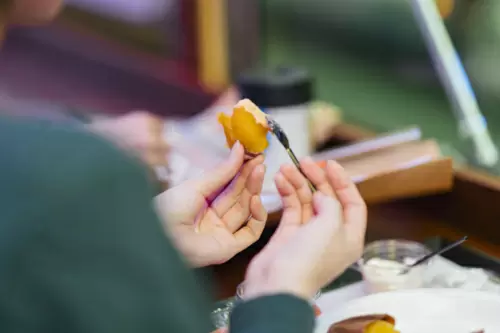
<box><xmin>155</xmin><ymin>141</ymin><xmax>267</xmax><ymax>267</ymax></box>
<box><xmin>244</xmin><ymin>158</ymin><xmax>366</xmax><ymax>300</ymax></box>
<box><xmin>88</xmin><ymin>111</ymin><xmax>169</xmax><ymax>168</ymax></box>
<box><xmin>274</xmin><ymin>157</ymin><xmax>344</xmax><ymax>224</ymax></box>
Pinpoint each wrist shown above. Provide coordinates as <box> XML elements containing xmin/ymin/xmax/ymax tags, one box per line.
<box><xmin>242</xmin><ymin>277</ymin><xmax>312</xmax><ymax>303</ymax></box>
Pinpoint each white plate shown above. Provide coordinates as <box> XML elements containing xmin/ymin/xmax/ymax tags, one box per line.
<box><xmin>315</xmin><ymin>289</ymin><xmax>500</xmax><ymax>333</ymax></box>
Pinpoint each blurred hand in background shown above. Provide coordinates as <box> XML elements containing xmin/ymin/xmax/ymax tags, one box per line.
<box><xmin>88</xmin><ymin>111</ymin><xmax>169</xmax><ymax>168</ymax></box>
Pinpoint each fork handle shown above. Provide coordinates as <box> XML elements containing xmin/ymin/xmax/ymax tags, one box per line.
<box><xmin>286</xmin><ymin>148</ymin><xmax>317</xmax><ymax>193</ymax></box>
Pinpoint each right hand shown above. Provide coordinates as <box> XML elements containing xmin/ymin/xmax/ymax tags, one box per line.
<box><xmin>244</xmin><ymin>160</ymin><xmax>367</xmax><ymax>300</ymax></box>
<box><xmin>155</xmin><ymin>142</ymin><xmax>267</xmax><ymax>267</ymax></box>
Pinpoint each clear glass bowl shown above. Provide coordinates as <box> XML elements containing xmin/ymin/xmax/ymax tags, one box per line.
<box><xmin>211</xmin><ymin>298</ymin><xmax>236</xmax><ymax>330</ymax></box>
<box><xmin>211</xmin><ymin>281</ymin><xmax>322</xmax><ymax>329</ymax></box>
<box><xmin>355</xmin><ymin>239</ymin><xmax>432</xmax><ymax>294</ymax></box>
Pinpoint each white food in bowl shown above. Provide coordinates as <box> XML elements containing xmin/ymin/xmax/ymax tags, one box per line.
<box><xmin>361</xmin><ymin>257</ymin><xmax>426</xmax><ymax>293</ymax></box>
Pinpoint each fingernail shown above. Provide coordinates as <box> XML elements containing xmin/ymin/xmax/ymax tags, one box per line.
<box><xmin>327</xmin><ymin>160</ymin><xmax>336</xmax><ymax>168</ymax></box>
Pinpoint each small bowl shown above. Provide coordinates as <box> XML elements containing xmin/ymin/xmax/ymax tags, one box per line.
<box><xmin>211</xmin><ymin>281</ymin><xmax>322</xmax><ymax>329</ymax></box>
<box><xmin>211</xmin><ymin>299</ymin><xmax>236</xmax><ymax>330</ymax></box>
<box><xmin>356</xmin><ymin>239</ymin><xmax>432</xmax><ymax>294</ymax></box>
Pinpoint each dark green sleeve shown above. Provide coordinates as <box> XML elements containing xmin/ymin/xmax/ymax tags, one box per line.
<box><xmin>230</xmin><ymin>295</ymin><xmax>315</xmax><ymax>333</ymax></box>
<box><xmin>0</xmin><ymin>117</ymin><xmax>315</xmax><ymax>333</ymax></box>
<box><xmin>0</xmin><ymin>118</ymin><xmax>212</xmax><ymax>333</ymax></box>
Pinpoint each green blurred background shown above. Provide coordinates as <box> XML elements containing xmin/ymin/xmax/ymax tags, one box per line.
<box><xmin>260</xmin><ymin>0</ymin><xmax>500</xmax><ymax>152</ymax></box>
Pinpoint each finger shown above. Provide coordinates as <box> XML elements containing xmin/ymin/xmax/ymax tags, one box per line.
<box><xmin>148</xmin><ymin>114</ymin><xmax>165</xmax><ymax>132</ymax></box>
<box><xmin>150</xmin><ymin>118</ymin><xmax>169</xmax><ymax>151</ymax></box>
<box><xmin>144</xmin><ymin>149</ymin><xmax>169</xmax><ymax>167</ymax></box>
<box><xmin>212</xmin><ymin>155</ymin><xmax>264</xmax><ymax>216</ymax></box>
<box><xmin>151</xmin><ymin>138</ymin><xmax>170</xmax><ymax>155</ymax></box>
<box><xmin>266</xmin><ymin>172</ymin><xmax>304</xmax><ymax>251</ymax></box>
<box><xmin>250</xmin><ymin>193</ymin><xmax>268</xmax><ymax>225</ymax></box>
<box><xmin>149</xmin><ymin>135</ymin><xmax>170</xmax><ymax>167</ymax></box>
<box><xmin>213</xmin><ymin>87</ymin><xmax>239</xmax><ymax>107</ymax></box>
<box><xmin>311</xmin><ymin>192</ymin><xmax>342</xmax><ymax>231</ymax></box>
<box><xmin>280</xmin><ymin>164</ymin><xmax>313</xmax><ymax>222</ymax></box>
<box><xmin>133</xmin><ymin>111</ymin><xmax>164</xmax><ymax>138</ymax></box>
<box><xmin>275</xmin><ymin>172</ymin><xmax>300</xmax><ymax>208</ymax></box>
<box><xmin>133</xmin><ymin>122</ymin><xmax>169</xmax><ymax>157</ymax></box>
<box><xmin>274</xmin><ymin>172</ymin><xmax>302</xmax><ymax>227</ymax></box>
<box><xmin>219</xmin><ymin>163</ymin><xmax>265</xmax><ymax>232</ymax></box>
<box><xmin>325</xmin><ymin>160</ymin><xmax>367</xmax><ymax>227</ymax></box>
<box><xmin>300</xmin><ymin>157</ymin><xmax>335</xmax><ymax>197</ymax></box>
<box><xmin>132</xmin><ymin>111</ymin><xmax>163</xmax><ymax>131</ymax></box>
<box><xmin>232</xmin><ymin>195</ymin><xmax>267</xmax><ymax>252</ymax></box>
<box><xmin>141</xmin><ymin>115</ymin><xmax>169</xmax><ymax>150</ymax></box>
<box><xmin>143</xmin><ymin>151</ymin><xmax>167</xmax><ymax>167</ymax></box>
<box><xmin>195</xmin><ymin>141</ymin><xmax>245</xmax><ymax>197</ymax></box>
<box><xmin>159</xmin><ymin>148</ymin><xmax>169</xmax><ymax>166</ymax></box>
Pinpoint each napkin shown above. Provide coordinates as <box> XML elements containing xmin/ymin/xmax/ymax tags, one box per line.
<box><xmin>425</xmin><ymin>256</ymin><xmax>500</xmax><ymax>293</ymax></box>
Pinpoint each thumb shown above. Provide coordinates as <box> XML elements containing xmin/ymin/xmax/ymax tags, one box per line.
<box><xmin>196</xmin><ymin>141</ymin><xmax>244</xmax><ymax>197</ymax></box>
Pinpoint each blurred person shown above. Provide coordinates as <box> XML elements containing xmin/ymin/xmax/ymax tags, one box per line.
<box><xmin>83</xmin><ymin>88</ymin><xmax>239</xmax><ymax>179</ymax></box>
<box><xmin>86</xmin><ymin>111</ymin><xmax>169</xmax><ymax>169</ymax></box>
<box><xmin>0</xmin><ymin>89</ymin><xmax>239</xmax><ymax>174</ymax></box>
<box><xmin>0</xmin><ymin>90</ymin><xmax>170</xmax><ymax>170</ymax></box>
<box><xmin>0</xmin><ymin>1</ymin><xmax>367</xmax><ymax>333</ymax></box>
<box><xmin>2</xmin><ymin>0</ymin><xmax>168</xmax><ymax>170</ymax></box>
<box><xmin>82</xmin><ymin>88</ymin><xmax>239</xmax><ymax>171</ymax></box>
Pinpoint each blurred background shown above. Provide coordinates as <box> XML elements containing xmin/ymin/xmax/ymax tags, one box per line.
<box><xmin>1</xmin><ymin>0</ymin><xmax>499</xmax><ymax>160</ymax></box>
<box><xmin>4</xmin><ymin>0</ymin><xmax>500</xmax><ymax>302</ymax></box>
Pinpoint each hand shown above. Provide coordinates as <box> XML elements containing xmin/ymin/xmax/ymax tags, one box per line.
<box><xmin>87</xmin><ymin>111</ymin><xmax>169</xmax><ymax>167</ymax></box>
<box><xmin>244</xmin><ymin>159</ymin><xmax>367</xmax><ymax>300</ymax></box>
<box><xmin>155</xmin><ymin>142</ymin><xmax>267</xmax><ymax>267</ymax></box>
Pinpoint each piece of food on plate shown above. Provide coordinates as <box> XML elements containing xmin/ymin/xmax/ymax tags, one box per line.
<box><xmin>313</xmin><ymin>304</ymin><xmax>322</xmax><ymax>317</ymax></box>
<box><xmin>328</xmin><ymin>314</ymin><xmax>399</xmax><ymax>333</ymax></box>
<box><xmin>217</xmin><ymin>99</ymin><xmax>270</xmax><ymax>156</ymax></box>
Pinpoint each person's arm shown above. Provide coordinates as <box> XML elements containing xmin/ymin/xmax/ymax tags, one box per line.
<box><xmin>0</xmin><ymin>118</ymin><xmax>315</xmax><ymax>333</ymax></box>
<box><xmin>230</xmin><ymin>295</ymin><xmax>315</xmax><ymax>333</ymax></box>
<box><xmin>0</xmin><ymin>120</ymin><xmax>210</xmax><ymax>333</ymax></box>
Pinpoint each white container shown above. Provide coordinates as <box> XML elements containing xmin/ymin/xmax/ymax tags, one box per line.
<box><xmin>262</xmin><ymin>103</ymin><xmax>311</xmax><ymax>192</ymax></box>
<box><xmin>237</xmin><ymin>67</ymin><xmax>314</xmax><ymax>192</ymax></box>
<box><xmin>361</xmin><ymin>257</ymin><xmax>426</xmax><ymax>293</ymax></box>
<box><xmin>354</xmin><ymin>240</ymin><xmax>432</xmax><ymax>294</ymax></box>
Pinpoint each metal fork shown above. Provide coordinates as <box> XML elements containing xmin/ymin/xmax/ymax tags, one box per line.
<box><xmin>266</xmin><ymin>116</ymin><xmax>317</xmax><ymax>193</ymax></box>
